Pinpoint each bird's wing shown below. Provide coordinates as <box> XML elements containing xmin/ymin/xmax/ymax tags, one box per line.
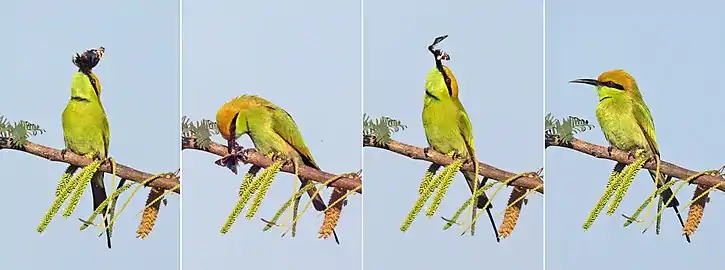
<box><xmin>632</xmin><ymin>97</ymin><xmax>660</xmax><ymax>156</ymax></box>
<box><xmin>455</xmin><ymin>100</ymin><xmax>477</xmax><ymax>159</ymax></box>
<box><xmin>266</xmin><ymin>105</ymin><xmax>319</xmax><ymax>169</ymax></box>
<box><xmin>101</xmin><ymin>114</ymin><xmax>110</xmax><ymax>158</ymax></box>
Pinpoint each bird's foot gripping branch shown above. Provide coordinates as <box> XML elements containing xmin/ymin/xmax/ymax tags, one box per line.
<box><xmin>181</xmin><ymin>117</ymin><xmax>362</xmax><ymax>244</ymax></box>
<box><xmin>0</xmin><ymin>115</ymin><xmax>181</xmax><ymax>243</ymax></box>
<box><xmin>545</xmin><ymin>113</ymin><xmax>725</xmax><ymax>241</ymax></box>
<box><xmin>363</xmin><ymin>114</ymin><xmax>544</xmax><ymax>241</ymax></box>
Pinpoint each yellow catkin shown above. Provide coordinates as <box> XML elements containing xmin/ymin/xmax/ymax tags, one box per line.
<box><xmin>683</xmin><ymin>185</ymin><xmax>707</xmax><ymax>237</ymax></box>
<box><xmin>80</xmin><ymin>183</ymin><xmax>133</xmax><ymax>230</ymax></box>
<box><xmin>623</xmin><ymin>178</ymin><xmax>677</xmax><ymax>227</ymax></box>
<box><xmin>655</xmin><ymin>196</ymin><xmax>662</xmax><ymax>235</ymax></box>
<box><xmin>419</xmin><ymin>164</ymin><xmax>440</xmax><ymax>195</ymax></box>
<box><xmin>400</xmin><ymin>165</ymin><xmax>445</xmax><ymax>232</ymax></box>
<box><xmin>221</xmin><ymin>198</ymin><xmax>245</xmax><ymax>234</ymax></box>
<box><xmin>239</xmin><ymin>166</ymin><xmax>260</xmax><ymax>197</ymax></box>
<box><xmin>292</xmin><ymin>193</ymin><xmax>300</xmax><ymax>237</ymax></box>
<box><xmin>443</xmin><ymin>181</ymin><xmax>497</xmax><ymax>230</ymax></box>
<box><xmin>64</xmin><ymin>161</ymin><xmax>100</xmax><ymax>217</ymax></box>
<box><xmin>37</xmin><ymin>164</ymin><xmax>92</xmax><ymax>233</ymax></box>
<box><xmin>319</xmin><ymin>187</ymin><xmax>345</xmax><ymax>239</ymax></box>
<box><xmin>246</xmin><ymin>161</ymin><xmax>282</xmax><ymax>219</ymax></box>
<box><xmin>222</xmin><ymin>163</ymin><xmax>280</xmax><ymax>234</ymax></box>
<box><xmin>583</xmin><ymin>169</ymin><xmax>623</xmax><ymax>230</ymax></box>
<box><xmin>607</xmin><ymin>154</ymin><xmax>647</xmax><ymax>215</ymax></box>
<box><xmin>137</xmin><ymin>187</ymin><xmax>163</xmax><ymax>239</ymax></box>
<box><xmin>499</xmin><ymin>187</ymin><xmax>526</xmax><ymax>238</ymax></box>
<box><xmin>263</xmin><ymin>182</ymin><xmax>315</xmax><ymax>231</ymax></box>
<box><xmin>56</xmin><ymin>170</ymin><xmax>74</xmax><ymax>197</ymax></box>
<box><xmin>427</xmin><ymin>160</ymin><xmax>463</xmax><ymax>217</ymax></box>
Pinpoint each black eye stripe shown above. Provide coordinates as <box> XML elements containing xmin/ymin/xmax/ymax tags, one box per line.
<box><xmin>602</xmin><ymin>80</ymin><xmax>625</xmax><ymax>90</ymax></box>
<box><xmin>229</xmin><ymin>112</ymin><xmax>239</xmax><ymax>136</ymax></box>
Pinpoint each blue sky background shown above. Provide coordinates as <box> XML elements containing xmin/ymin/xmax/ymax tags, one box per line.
<box><xmin>363</xmin><ymin>1</ymin><xmax>543</xmax><ymax>269</ymax></box>
<box><xmin>0</xmin><ymin>1</ymin><xmax>180</xmax><ymax>269</ymax></box>
<box><xmin>546</xmin><ymin>1</ymin><xmax>725</xmax><ymax>269</ymax></box>
<box><xmin>181</xmin><ymin>1</ymin><xmax>361</xmax><ymax>269</ymax></box>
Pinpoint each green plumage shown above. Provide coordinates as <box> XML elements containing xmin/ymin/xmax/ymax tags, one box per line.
<box><xmin>226</xmin><ymin>95</ymin><xmax>327</xmax><ymax>211</ymax></box>
<box><xmin>421</xmin><ymin>60</ymin><xmax>499</xmax><ymax>241</ymax></box>
<box><xmin>62</xmin><ymin>56</ymin><xmax>112</xmax><ymax>248</ymax></box>
<box><xmin>571</xmin><ymin>69</ymin><xmax>688</xmax><ymax>242</ymax></box>
<box><xmin>422</xmin><ymin>68</ymin><xmax>484</xmax><ymax>207</ymax></box>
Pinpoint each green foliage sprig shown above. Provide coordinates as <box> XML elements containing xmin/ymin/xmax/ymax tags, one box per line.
<box><xmin>544</xmin><ymin>113</ymin><xmax>595</xmax><ymax>143</ymax></box>
<box><xmin>181</xmin><ymin>116</ymin><xmax>218</xmax><ymax>149</ymax></box>
<box><xmin>0</xmin><ymin>115</ymin><xmax>46</xmax><ymax>146</ymax></box>
<box><xmin>363</xmin><ymin>114</ymin><xmax>407</xmax><ymax>145</ymax></box>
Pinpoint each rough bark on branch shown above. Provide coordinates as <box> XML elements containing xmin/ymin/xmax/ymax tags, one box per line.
<box><xmin>545</xmin><ymin>135</ymin><xmax>725</xmax><ymax>192</ymax></box>
<box><xmin>363</xmin><ymin>135</ymin><xmax>544</xmax><ymax>194</ymax></box>
<box><xmin>181</xmin><ymin>137</ymin><xmax>362</xmax><ymax>194</ymax></box>
<box><xmin>0</xmin><ymin>138</ymin><xmax>181</xmax><ymax>194</ymax></box>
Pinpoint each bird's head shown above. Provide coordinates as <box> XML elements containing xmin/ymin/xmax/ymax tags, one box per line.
<box><xmin>216</xmin><ymin>96</ymin><xmax>254</xmax><ymax>154</ymax></box>
<box><xmin>72</xmin><ymin>47</ymin><xmax>105</xmax><ymax>98</ymax></box>
<box><xmin>569</xmin><ymin>69</ymin><xmax>640</xmax><ymax>100</ymax></box>
<box><xmin>425</xmin><ymin>35</ymin><xmax>459</xmax><ymax>99</ymax></box>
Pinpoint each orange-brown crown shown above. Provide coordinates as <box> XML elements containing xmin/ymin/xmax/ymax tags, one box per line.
<box><xmin>216</xmin><ymin>97</ymin><xmax>249</xmax><ymax>140</ymax></box>
<box><xmin>215</xmin><ymin>95</ymin><xmax>271</xmax><ymax>140</ymax></box>
<box><xmin>216</xmin><ymin>105</ymin><xmax>236</xmax><ymax>141</ymax></box>
<box><xmin>597</xmin><ymin>69</ymin><xmax>638</xmax><ymax>91</ymax></box>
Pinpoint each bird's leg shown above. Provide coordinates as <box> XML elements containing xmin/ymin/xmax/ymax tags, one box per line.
<box><xmin>267</xmin><ymin>151</ymin><xmax>283</xmax><ymax>162</ymax></box>
<box><xmin>607</xmin><ymin>146</ymin><xmax>615</xmax><ymax>157</ymax></box>
<box><xmin>447</xmin><ymin>150</ymin><xmax>460</xmax><ymax>159</ymax></box>
<box><xmin>627</xmin><ymin>147</ymin><xmax>645</xmax><ymax>160</ymax></box>
<box><xmin>60</xmin><ymin>148</ymin><xmax>69</xmax><ymax>160</ymax></box>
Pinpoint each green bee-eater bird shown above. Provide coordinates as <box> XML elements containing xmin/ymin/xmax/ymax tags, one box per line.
<box><xmin>62</xmin><ymin>47</ymin><xmax>112</xmax><ymax>248</ymax></box>
<box><xmin>215</xmin><ymin>94</ymin><xmax>339</xmax><ymax>243</ymax></box>
<box><xmin>422</xmin><ymin>35</ymin><xmax>499</xmax><ymax>242</ymax></box>
<box><xmin>570</xmin><ymin>69</ymin><xmax>689</xmax><ymax>243</ymax></box>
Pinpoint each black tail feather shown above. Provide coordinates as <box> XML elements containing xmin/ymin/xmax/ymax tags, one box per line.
<box><xmin>91</xmin><ymin>171</ymin><xmax>112</xmax><ymax>249</ymax></box>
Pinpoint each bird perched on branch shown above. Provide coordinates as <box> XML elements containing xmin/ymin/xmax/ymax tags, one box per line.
<box><xmin>215</xmin><ymin>95</ymin><xmax>339</xmax><ymax>242</ymax></box>
<box><xmin>421</xmin><ymin>35</ymin><xmax>500</xmax><ymax>242</ymax></box>
<box><xmin>570</xmin><ymin>69</ymin><xmax>689</xmax><ymax>243</ymax></box>
<box><xmin>62</xmin><ymin>47</ymin><xmax>113</xmax><ymax>248</ymax></box>
<box><xmin>215</xmin><ymin>94</ymin><xmax>328</xmax><ymax>211</ymax></box>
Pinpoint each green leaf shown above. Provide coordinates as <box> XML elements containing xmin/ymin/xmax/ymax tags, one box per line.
<box><xmin>363</xmin><ymin>113</ymin><xmax>407</xmax><ymax>145</ymax></box>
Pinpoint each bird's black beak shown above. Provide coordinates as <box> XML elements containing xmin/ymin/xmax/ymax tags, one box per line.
<box><xmin>428</xmin><ymin>35</ymin><xmax>448</xmax><ymax>56</ymax></box>
<box><xmin>569</xmin><ymin>78</ymin><xmax>599</xmax><ymax>86</ymax></box>
<box><xmin>227</xmin><ymin>138</ymin><xmax>236</xmax><ymax>154</ymax></box>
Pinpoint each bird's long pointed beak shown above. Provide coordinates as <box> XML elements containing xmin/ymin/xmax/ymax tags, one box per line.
<box><xmin>569</xmin><ymin>78</ymin><xmax>599</xmax><ymax>86</ymax></box>
<box><xmin>227</xmin><ymin>138</ymin><xmax>236</xmax><ymax>154</ymax></box>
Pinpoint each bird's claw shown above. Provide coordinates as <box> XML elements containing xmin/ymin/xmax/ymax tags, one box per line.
<box><xmin>60</xmin><ymin>149</ymin><xmax>69</xmax><ymax>159</ymax></box>
<box><xmin>423</xmin><ymin>147</ymin><xmax>433</xmax><ymax>158</ymax></box>
<box><xmin>631</xmin><ymin>148</ymin><xmax>650</xmax><ymax>161</ymax></box>
<box><xmin>607</xmin><ymin>146</ymin><xmax>614</xmax><ymax>157</ymax></box>
<box><xmin>268</xmin><ymin>151</ymin><xmax>283</xmax><ymax>162</ymax></box>
<box><xmin>449</xmin><ymin>150</ymin><xmax>461</xmax><ymax>160</ymax></box>
<box><xmin>627</xmin><ymin>148</ymin><xmax>639</xmax><ymax>160</ymax></box>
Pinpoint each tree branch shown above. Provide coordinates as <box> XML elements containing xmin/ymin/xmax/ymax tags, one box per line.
<box><xmin>181</xmin><ymin>137</ymin><xmax>362</xmax><ymax>194</ymax></box>
<box><xmin>0</xmin><ymin>138</ymin><xmax>180</xmax><ymax>194</ymax></box>
<box><xmin>363</xmin><ymin>135</ymin><xmax>544</xmax><ymax>194</ymax></box>
<box><xmin>545</xmin><ymin>135</ymin><xmax>725</xmax><ymax>192</ymax></box>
